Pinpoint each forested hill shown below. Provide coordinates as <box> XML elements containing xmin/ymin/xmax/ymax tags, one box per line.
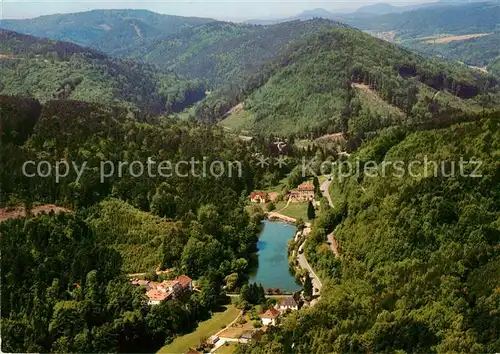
<box><xmin>0</xmin><ymin>9</ymin><xmax>214</xmax><ymax>53</ymax></box>
<box><xmin>236</xmin><ymin>114</ymin><xmax>500</xmax><ymax>353</ymax></box>
<box><xmin>0</xmin><ymin>96</ymin><xmax>271</xmax><ymax>352</ymax></box>
<box><xmin>202</xmin><ymin>28</ymin><xmax>500</xmax><ymax>136</ymax></box>
<box><xmin>122</xmin><ymin>19</ymin><xmax>347</xmax><ymax>87</ymax></box>
<box><xmin>350</xmin><ymin>2</ymin><xmax>500</xmax><ymax>36</ymax></box>
<box><xmin>0</xmin><ymin>30</ymin><xmax>206</xmax><ymax>114</ymax></box>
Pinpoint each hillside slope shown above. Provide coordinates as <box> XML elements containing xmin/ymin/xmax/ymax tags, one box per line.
<box><xmin>352</xmin><ymin>2</ymin><xmax>500</xmax><ymax>36</ymax></box>
<box><xmin>199</xmin><ymin>28</ymin><xmax>499</xmax><ymax>136</ymax></box>
<box><xmin>0</xmin><ymin>30</ymin><xmax>206</xmax><ymax>114</ymax></box>
<box><xmin>0</xmin><ymin>9</ymin><xmax>214</xmax><ymax>53</ymax></box>
<box><xmin>122</xmin><ymin>19</ymin><xmax>346</xmax><ymax>87</ymax></box>
<box><xmin>236</xmin><ymin>115</ymin><xmax>500</xmax><ymax>353</ymax></box>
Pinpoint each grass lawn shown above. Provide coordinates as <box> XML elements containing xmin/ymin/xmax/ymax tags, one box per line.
<box><xmin>217</xmin><ymin>311</ymin><xmax>256</xmax><ymax>339</ymax></box>
<box><xmin>274</xmin><ymin>201</ymin><xmax>309</xmax><ymax>221</ymax></box>
<box><xmin>263</xmin><ymin>176</ymin><xmax>289</xmax><ymax>194</ymax></box>
<box><xmin>215</xmin><ymin>342</ymin><xmax>239</xmax><ymax>354</ymax></box>
<box><xmin>218</xmin><ymin>109</ymin><xmax>255</xmax><ymax>132</ymax></box>
<box><xmin>158</xmin><ymin>305</ymin><xmax>240</xmax><ymax>354</ymax></box>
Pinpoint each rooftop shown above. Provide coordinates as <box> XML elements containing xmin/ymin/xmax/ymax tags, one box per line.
<box><xmin>146</xmin><ymin>289</ymin><xmax>172</xmax><ymax>302</ymax></box>
<box><xmin>279</xmin><ymin>296</ymin><xmax>298</xmax><ymax>308</ymax></box>
<box><xmin>250</xmin><ymin>191</ymin><xmax>268</xmax><ymax>199</ymax></box>
<box><xmin>298</xmin><ymin>183</ymin><xmax>315</xmax><ymax>191</ymax></box>
<box><xmin>260</xmin><ymin>307</ymin><xmax>280</xmax><ymax>319</ymax></box>
<box><xmin>161</xmin><ymin>280</ymin><xmax>180</xmax><ymax>288</ymax></box>
<box><xmin>177</xmin><ymin>275</ymin><xmax>192</xmax><ymax>288</ymax></box>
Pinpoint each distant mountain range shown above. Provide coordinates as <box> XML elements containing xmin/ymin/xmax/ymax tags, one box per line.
<box><xmin>0</xmin><ymin>9</ymin><xmax>214</xmax><ymax>53</ymax></box>
<box><xmin>246</xmin><ymin>2</ymin><xmax>500</xmax><ymax>77</ymax></box>
<box><xmin>1</xmin><ymin>2</ymin><xmax>499</xmax><ymax>129</ymax></box>
<box><xmin>245</xmin><ymin>0</ymin><xmax>492</xmax><ymax>24</ymax></box>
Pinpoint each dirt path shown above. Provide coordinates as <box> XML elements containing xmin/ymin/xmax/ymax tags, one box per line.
<box><xmin>276</xmin><ymin>198</ymin><xmax>291</xmax><ymax>213</ymax></box>
<box><xmin>127</xmin><ymin>268</ymin><xmax>174</xmax><ymax>278</ymax></box>
<box><xmin>210</xmin><ymin>311</ymin><xmax>244</xmax><ymax>352</ymax></box>
<box><xmin>0</xmin><ymin>204</ymin><xmax>71</xmax><ymax>223</ymax></box>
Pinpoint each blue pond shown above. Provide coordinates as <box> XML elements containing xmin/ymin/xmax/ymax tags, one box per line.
<box><xmin>249</xmin><ymin>220</ymin><xmax>302</xmax><ymax>292</ymax></box>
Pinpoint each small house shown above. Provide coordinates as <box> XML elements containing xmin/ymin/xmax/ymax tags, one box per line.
<box><xmin>276</xmin><ymin>296</ymin><xmax>299</xmax><ymax>312</ymax></box>
<box><xmin>250</xmin><ymin>191</ymin><xmax>268</xmax><ymax>203</ymax></box>
<box><xmin>177</xmin><ymin>275</ymin><xmax>193</xmax><ymax>291</ymax></box>
<box><xmin>260</xmin><ymin>307</ymin><xmax>280</xmax><ymax>326</ymax></box>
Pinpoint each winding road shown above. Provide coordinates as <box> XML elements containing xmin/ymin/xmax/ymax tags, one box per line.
<box><xmin>297</xmin><ymin>240</ymin><xmax>322</xmax><ymax>294</ymax></box>
<box><xmin>320</xmin><ymin>178</ymin><xmax>341</xmax><ymax>257</ymax></box>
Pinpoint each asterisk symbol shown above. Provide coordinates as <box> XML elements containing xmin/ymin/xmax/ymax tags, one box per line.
<box><xmin>255</xmin><ymin>154</ymin><xmax>270</xmax><ymax>168</ymax></box>
<box><xmin>274</xmin><ymin>155</ymin><xmax>288</xmax><ymax>168</ymax></box>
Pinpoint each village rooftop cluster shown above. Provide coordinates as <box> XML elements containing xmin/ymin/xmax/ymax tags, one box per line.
<box><xmin>250</xmin><ymin>183</ymin><xmax>315</xmax><ymax>204</ymax></box>
<box><xmin>131</xmin><ymin>275</ymin><xmax>193</xmax><ymax>305</ymax></box>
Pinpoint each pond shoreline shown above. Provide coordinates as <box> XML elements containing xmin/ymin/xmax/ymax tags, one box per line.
<box><xmin>248</xmin><ymin>220</ymin><xmax>302</xmax><ymax>293</ymax></box>
<box><xmin>265</xmin><ymin>211</ymin><xmax>296</xmax><ymax>224</ymax></box>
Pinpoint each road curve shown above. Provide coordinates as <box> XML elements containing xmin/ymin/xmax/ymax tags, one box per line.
<box><xmin>297</xmin><ymin>240</ymin><xmax>322</xmax><ymax>294</ymax></box>
<box><xmin>320</xmin><ymin>177</ymin><xmax>341</xmax><ymax>257</ymax></box>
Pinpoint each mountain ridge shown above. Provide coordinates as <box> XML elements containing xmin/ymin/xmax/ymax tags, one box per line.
<box><xmin>0</xmin><ymin>9</ymin><xmax>215</xmax><ymax>52</ymax></box>
<box><xmin>0</xmin><ymin>29</ymin><xmax>207</xmax><ymax>114</ymax></box>
<box><xmin>196</xmin><ymin>27</ymin><xmax>499</xmax><ymax>136</ymax></box>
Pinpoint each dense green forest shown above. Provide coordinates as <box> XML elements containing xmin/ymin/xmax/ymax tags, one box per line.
<box><xmin>236</xmin><ymin>114</ymin><xmax>500</xmax><ymax>353</ymax></box>
<box><xmin>0</xmin><ymin>12</ymin><xmax>344</xmax><ymax>88</ymax></box>
<box><xmin>1</xmin><ymin>212</ymin><xmax>241</xmax><ymax>353</ymax></box>
<box><xmin>1</xmin><ymin>6</ymin><xmax>499</xmax><ymax>353</ymax></box>
<box><xmin>0</xmin><ymin>95</ymin><xmax>299</xmax><ymax>352</ymax></box>
<box><xmin>121</xmin><ymin>19</ymin><xmax>345</xmax><ymax>87</ymax></box>
<box><xmin>0</xmin><ymin>9</ymin><xmax>214</xmax><ymax>53</ymax></box>
<box><xmin>0</xmin><ymin>30</ymin><xmax>206</xmax><ymax>114</ymax></box>
<box><xmin>199</xmin><ymin>28</ymin><xmax>499</xmax><ymax>136</ymax></box>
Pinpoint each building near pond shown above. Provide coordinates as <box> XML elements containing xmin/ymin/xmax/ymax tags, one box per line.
<box><xmin>131</xmin><ymin>275</ymin><xmax>193</xmax><ymax>305</ymax></box>
<box><xmin>276</xmin><ymin>296</ymin><xmax>299</xmax><ymax>312</ymax></box>
<box><xmin>289</xmin><ymin>183</ymin><xmax>315</xmax><ymax>202</ymax></box>
<box><xmin>250</xmin><ymin>191</ymin><xmax>268</xmax><ymax>203</ymax></box>
<box><xmin>260</xmin><ymin>307</ymin><xmax>280</xmax><ymax>326</ymax></box>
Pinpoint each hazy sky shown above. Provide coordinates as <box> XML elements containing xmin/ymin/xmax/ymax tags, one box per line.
<box><xmin>1</xmin><ymin>0</ymin><xmax>438</xmax><ymax>21</ymax></box>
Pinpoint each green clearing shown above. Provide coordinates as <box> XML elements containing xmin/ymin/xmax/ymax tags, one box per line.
<box><xmin>354</xmin><ymin>84</ymin><xmax>406</xmax><ymax>120</ymax></box>
<box><xmin>158</xmin><ymin>305</ymin><xmax>240</xmax><ymax>354</ymax></box>
<box><xmin>263</xmin><ymin>176</ymin><xmax>289</xmax><ymax>194</ymax></box>
<box><xmin>274</xmin><ymin>201</ymin><xmax>308</xmax><ymax>221</ymax></box>
<box><xmin>87</xmin><ymin>199</ymin><xmax>178</xmax><ymax>273</ymax></box>
<box><xmin>218</xmin><ymin>109</ymin><xmax>255</xmax><ymax>132</ymax></box>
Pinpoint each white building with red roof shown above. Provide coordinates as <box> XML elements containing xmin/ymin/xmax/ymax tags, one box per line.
<box><xmin>131</xmin><ymin>274</ymin><xmax>193</xmax><ymax>305</ymax></box>
<box><xmin>250</xmin><ymin>191</ymin><xmax>268</xmax><ymax>203</ymax></box>
<box><xmin>260</xmin><ymin>307</ymin><xmax>280</xmax><ymax>326</ymax></box>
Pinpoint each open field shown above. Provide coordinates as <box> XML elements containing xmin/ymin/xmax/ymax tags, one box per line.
<box><xmin>352</xmin><ymin>82</ymin><xmax>405</xmax><ymax>121</ymax></box>
<box><xmin>217</xmin><ymin>316</ymin><xmax>255</xmax><ymax>339</ymax></box>
<box><xmin>218</xmin><ymin>105</ymin><xmax>255</xmax><ymax>132</ymax></box>
<box><xmin>158</xmin><ymin>305</ymin><xmax>240</xmax><ymax>354</ymax></box>
<box><xmin>0</xmin><ymin>204</ymin><xmax>71</xmax><ymax>223</ymax></box>
<box><xmin>424</xmin><ymin>33</ymin><xmax>492</xmax><ymax>43</ymax></box>
<box><xmin>274</xmin><ymin>201</ymin><xmax>308</xmax><ymax>221</ymax></box>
